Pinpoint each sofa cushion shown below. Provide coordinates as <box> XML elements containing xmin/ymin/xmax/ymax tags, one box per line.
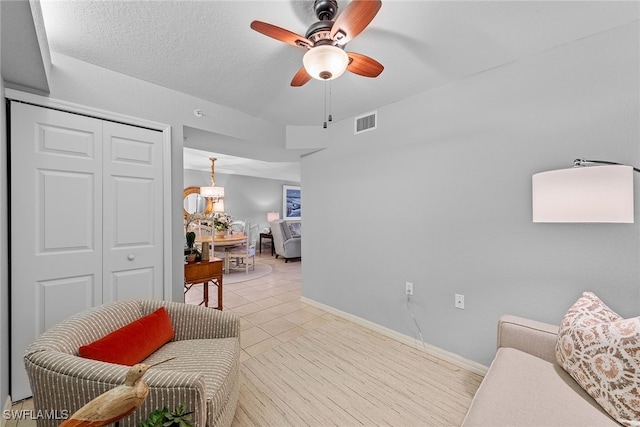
<box><xmin>288</xmin><ymin>222</ymin><xmax>301</xmax><ymax>237</ymax></box>
<box><xmin>556</xmin><ymin>292</ymin><xmax>640</xmax><ymax>427</ymax></box>
<box><xmin>280</xmin><ymin>221</ymin><xmax>292</xmax><ymax>240</ymax></box>
<box><xmin>79</xmin><ymin>307</ymin><xmax>174</xmax><ymax>365</ymax></box>
<box><xmin>462</xmin><ymin>347</ymin><xmax>619</xmax><ymax>426</ymax></box>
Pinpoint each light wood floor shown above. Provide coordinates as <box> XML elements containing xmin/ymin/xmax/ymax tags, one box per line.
<box><xmin>10</xmin><ymin>251</ymin><xmax>483</xmax><ymax>426</ymax></box>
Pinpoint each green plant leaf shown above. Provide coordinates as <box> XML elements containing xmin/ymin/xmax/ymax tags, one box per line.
<box><xmin>139</xmin><ymin>407</ymin><xmax>170</xmax><ymax>427</ymax></box>
<box><xmin>140</xmin><ymin>405</ymin><xmax>193</xmax><ymax>427</ymax></box>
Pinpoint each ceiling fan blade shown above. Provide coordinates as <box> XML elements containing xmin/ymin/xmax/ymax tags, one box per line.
<box><xmin>347</xmin><ymin>52</ymin><xmax>384</xmax><ymax>78</ymax></box>
<box><xmin>250</xmin><ymin>21</ymin><xmax>312</xmax><ymax>49</ymax></box>
<box><xmin>291</xmin><ymin>67</ymin><xmax>312</xmax><ymax>87</ymax></box>
<box><xmin>330</xmin><ymin>0</ymin><xmax>382</xmax><ymax>45</ymax></box>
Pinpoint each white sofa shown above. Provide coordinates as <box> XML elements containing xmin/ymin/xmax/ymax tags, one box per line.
<box><xmin>462</xmin><ymin>315</ymin><xmax>619</xmax><ymax>426</ymax></box>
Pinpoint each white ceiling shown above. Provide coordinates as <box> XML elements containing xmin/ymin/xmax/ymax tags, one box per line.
<box><xmin>30</xmin><ymin>1</ymin><xmax>640</xmax><ymax>177</ymax></box>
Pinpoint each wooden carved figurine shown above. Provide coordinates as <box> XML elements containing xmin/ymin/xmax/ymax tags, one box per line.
<box><xmin>59</xmin><ymin>357</ymin><xmax>175</xmax><ymax>427</ymax></box>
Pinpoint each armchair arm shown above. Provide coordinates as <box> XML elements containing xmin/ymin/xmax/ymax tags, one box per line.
<box><xmin>282</xmin><ymin>238</ymin><xmax>301</xmax><ymax>258</ymax></box>
<box><xmin>140</xmin><ymin>300</ymin><xmax>240</xmax><ymax>341</ymax></box>
<box><xmin>24</xmin><ymin>351</ymin><xmax>207</xmax><ymax>427</ymax></box>
<box><xmin>497</xmin><ymin>315</ymin><xmax>559</xmax><ymax>364</ymax></box>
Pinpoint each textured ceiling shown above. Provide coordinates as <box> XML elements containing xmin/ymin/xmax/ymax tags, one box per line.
<box><xmin>35</xmin><ymin>1</ymin><xmax>639</xmax><ymax>177</ymax></box>
<box><xmin>39</xmin><ymin>1</ymin><xmax>638</xmax><ymax>127</ymax></box>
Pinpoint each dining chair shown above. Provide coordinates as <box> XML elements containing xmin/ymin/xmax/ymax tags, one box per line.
<box><xmin>190</xmin><ymin>222</ymin><xmax>212</xmax><ymax>241</ymax></box>
<box><xmin>227</xmin><ymin>223</ymin><xmax>258</xmax><ymax>274</ymax></box>
<box><xmin>229</xmin><ymin>220</ymin><xmax>246</xmax><ymax>234</ymax></box>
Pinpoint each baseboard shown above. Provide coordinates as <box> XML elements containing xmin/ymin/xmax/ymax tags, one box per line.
<box><xmin>302</xmin><ymin>296</ymin><xmax>489</xmax><ymax>376</ymax></box>
<box><xmin>1</xmin><ymin>396</ymin><xmax>11</xmax><ymax>427</ymax></box>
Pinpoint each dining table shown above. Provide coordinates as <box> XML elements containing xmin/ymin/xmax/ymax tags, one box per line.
<box><xmin>196</xmin><ymin>233</ymin><xmax>247</xmax><ymax>272</ymax></box>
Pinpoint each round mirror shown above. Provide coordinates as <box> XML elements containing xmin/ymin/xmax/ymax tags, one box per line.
<box><xmin>184</xmin><ymin>194</ymin><xmax>206</xmax><ymax>213</ymax></box>
<box><xmin>183</xmin><ymin>186</ymin><xmax>214</xmax><ymax>217</ymax></box>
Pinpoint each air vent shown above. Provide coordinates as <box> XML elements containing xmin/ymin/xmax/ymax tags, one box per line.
<box><xmin>354</xmin><ymin>111</ymin><xmax>377</xmax><ymax>135</ymax></box>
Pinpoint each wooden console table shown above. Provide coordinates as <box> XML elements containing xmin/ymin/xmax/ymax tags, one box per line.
<box><xmin>259</xmin><ymin>232</ymin><xmax>274</xmax><ymax>256</ymax></box>
<box><xmin>184</xmin><ymin>258</ymin><xmax>223</xmax><ymax>310</ymax></box>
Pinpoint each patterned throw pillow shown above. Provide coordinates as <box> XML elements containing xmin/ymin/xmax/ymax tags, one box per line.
<box><xmin>556</xmin><ymin>292</ymin><xmax>640</xmax><ymax>426</ymax></box>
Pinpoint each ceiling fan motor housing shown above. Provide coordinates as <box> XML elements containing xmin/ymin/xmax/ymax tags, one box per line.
<box><xmin>305</xmin><ymin>21</ymin><xmax>333</xmax><ymax>43</ymax></box>
<box><xmin>314</xmin><ymin>0</ymin><xmax>338</xmax><ymax>21</ymax></box>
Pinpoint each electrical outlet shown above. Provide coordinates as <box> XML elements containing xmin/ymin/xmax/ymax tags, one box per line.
<box><xmin>405</xmin><ymin>282</ymin><xmax>414</xmax><ymax>296</ymax></box>
<box><xmin>455</xmin><ymin>294</ymin><xmax>465</xmax><ymax>309</ymax></box>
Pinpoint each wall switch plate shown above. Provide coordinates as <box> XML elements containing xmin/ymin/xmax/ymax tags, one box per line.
<box><xmin>455</xmin><ymin>294</ymin><xmax>465</xmax><ymax>309</ymax></box>
<box><xmin>405</xmin><ymin>282</ymin><xmax>414</xmax><ymax>296</ymax></box>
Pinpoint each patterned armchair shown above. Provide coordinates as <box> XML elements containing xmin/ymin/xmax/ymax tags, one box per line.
<box><xmin>24</xmin><ymin>300</ymin><xmax>240</xmax><ymax>427</ymax></box>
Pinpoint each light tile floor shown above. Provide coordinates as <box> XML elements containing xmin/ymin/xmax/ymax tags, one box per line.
<box><xmin>9</xmin><ymin>250</ymin><xmax>326</xmax><ymax>426</ymax></box>
<box><xmin>182</xmin><ymin>252</ymin><xmax>332</xmax><ymax>363</ymax></box>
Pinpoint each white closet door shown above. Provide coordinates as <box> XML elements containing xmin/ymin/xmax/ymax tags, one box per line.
<box><xmin>102</xmin><ymin>121</ymin><xmax>163</xmax><ymax>301</ymax></box>
<box><xmin>10</xmin><ymin>103</ymin><xmax>165</xmax><ymax>400</ymax></box>
<box><xmin>11</xmin><ymin>103</ymin><xmax>103</xmax><ymax>400</ymax></box>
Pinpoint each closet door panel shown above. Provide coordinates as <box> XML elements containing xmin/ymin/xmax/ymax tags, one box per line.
<box><xmin>38</xmin><ymin>170</ymin><xmax>94</xmax><ymax>251</ymax></box>
<box><xmin>36</xmin><ymin>275</ymin><xmax>95</xmax><ymax>331</ymax></box>
<box><xmin>10</xmin><ymin>102</ymin><xmax>103</xmax><ymax>400</ymax></box>
<box><xmin>102</xmin><ymin>121</ymin><xmax>163</xmax><ymax>302</ymax></box>
<box><xmin>109</xmin><ymin>268</ymin><xmax>154</xmax><ymax>300</ymax></box>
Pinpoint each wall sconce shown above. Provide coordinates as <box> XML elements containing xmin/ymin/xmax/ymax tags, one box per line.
<box><xmin>200</xmin><ymin>157</ymin><xmax>225</xmax><ymax>211</ymax></box>
<box><xmin>532</xmin><ymin>159</ymin><xmax>637</xmax><ymax>223</ymax></box>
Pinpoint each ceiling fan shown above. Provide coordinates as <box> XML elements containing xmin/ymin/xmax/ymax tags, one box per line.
<box><xmin>250</xmin><ymin>0</ymin><xmax>384</xmax><ymax>87</ymax></box>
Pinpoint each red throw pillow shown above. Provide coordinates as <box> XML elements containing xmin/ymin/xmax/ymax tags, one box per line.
<box><xmin>79</xmin><ymin>307</ymin><xmax>174</xmax><ymax>365</ymax></box>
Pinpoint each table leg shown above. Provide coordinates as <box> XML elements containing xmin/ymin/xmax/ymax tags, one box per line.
<box><xmin>216</xmin><ymin>278</ymin><xmax>223</xmax><ymax>310</ymax></box>
<box><xmin>203</xmin><ymin>280</ymin><xmax>209</xmax><ymax>307</ymax></box>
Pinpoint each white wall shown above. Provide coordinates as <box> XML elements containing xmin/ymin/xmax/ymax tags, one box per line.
<box><xmin>0</xmin><ymin>1</ymin><xmax>9</xmax><ymax>405</ymax></box>
<box><xmin>301</xmin><ymin>21</ymin><xmax>640</xmax><ymax>367</ymax></box>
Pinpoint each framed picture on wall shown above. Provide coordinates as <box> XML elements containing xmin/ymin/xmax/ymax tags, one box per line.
<box><xmin>283</xmin><ymin>185</ymin><xmax>301</xmax><ymax>220</ymax></box>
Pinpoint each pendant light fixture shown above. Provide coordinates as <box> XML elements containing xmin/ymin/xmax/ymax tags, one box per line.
<box><xmin>200</xmin><ymin>157</ymin><xmax>225</xmax><ymax>209</ymax></box>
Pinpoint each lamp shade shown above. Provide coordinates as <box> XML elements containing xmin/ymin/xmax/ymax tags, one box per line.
<box><xmin>532</xmin><ymin>165</ymin><xmax>634</xmax><ymax>223</ymax></box>
<box><xmin>213</xmin><ymin>199</ymin><xmax>225</xmax><ymax>213</ymax></box>
<box><xmin>267</xmin><ymin>212</ymin><xmax>280</xmax><ymax>223</ymax></box>
<box><xmin>200</xmin><ymin>186</ymin><xmax>224</xmax><ymax>198</ymax></box>
<box><xmin>303</xmin><ymin>45</ymin><xmax>349</xmax><ymax>80</ymax></box>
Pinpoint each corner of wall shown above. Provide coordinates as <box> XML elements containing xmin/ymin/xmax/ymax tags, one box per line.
<box><xmin>1</xmin><ymin>26</ymin><xmax>11</xmax><ymax>411</ymax></box>
<box><xmin>1</xmin><ymin>396</ymin><xmax>12</xmax><ymax>427</ymax></box>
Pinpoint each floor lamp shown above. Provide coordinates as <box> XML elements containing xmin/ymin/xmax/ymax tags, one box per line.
<box><xmin>532</xmin><ymin>159</ymin><xmax>637</xmax><ymax>223</ymax></box>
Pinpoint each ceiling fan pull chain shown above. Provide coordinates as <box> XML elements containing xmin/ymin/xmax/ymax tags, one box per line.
<box><xmin>323</xmin><ymin>80</ymin><xmax>328</xmax><ymax>128</ymax></box>
<box><xmin>328</xmin><ymin>79</ymin><xmax>333</xmax><ymax>123</ymax></box>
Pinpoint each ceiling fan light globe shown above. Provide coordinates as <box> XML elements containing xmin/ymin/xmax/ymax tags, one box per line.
<box><xmin>303</xmin><ymin>45</ymin><xmax>349</xmax><ymax>81</ymax></box>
